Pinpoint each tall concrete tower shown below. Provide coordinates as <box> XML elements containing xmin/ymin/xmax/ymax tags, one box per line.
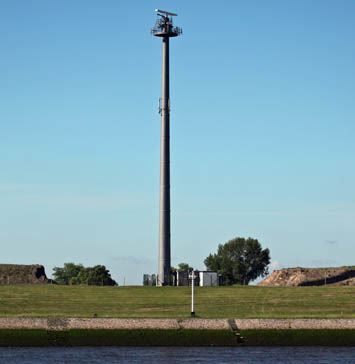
<box><xmin>151</xmin><ymin>9</ymin><xmax>182</xmax><ymax>286</ymax></box>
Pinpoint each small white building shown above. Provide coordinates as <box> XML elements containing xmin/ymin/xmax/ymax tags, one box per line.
<box><xmin>199</xmin><ymin>271</ymin><xmax>218</xmax><ymax>286</ymax></box>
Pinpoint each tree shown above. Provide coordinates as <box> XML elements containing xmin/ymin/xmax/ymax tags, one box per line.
<box><xmin>52</xmin><ymin>263</ymin><xmax>117</xmax><ymax>286</ymax></box>
<box><xmin>171</xmin><ymin>263</ymin><xmax>193</xmax><ymax>273</ymax></box>
<box><xmin>76</xmin><ymin>265</ymin><xmax>117</xmax><ymax>286</ymax></box>
<box><xmin>204</xmin><ymin>237</ymin><xmax>270</xmax><ymax>285</ymax></box>
<box><xmin>177</xmin><ymin>263</ymin><xmax>193</xmax><ymax>272</ymax></box>
<box><xmin>52</xmin><ymin>263</ymin><xmax>84</xmax><ymax>285</ymax></box>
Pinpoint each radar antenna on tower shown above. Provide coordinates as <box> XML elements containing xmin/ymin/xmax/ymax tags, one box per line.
<box><xmin>151</xmin><ymin>9</ymin><xmax>182</xmax><ymax>37</ymax></box>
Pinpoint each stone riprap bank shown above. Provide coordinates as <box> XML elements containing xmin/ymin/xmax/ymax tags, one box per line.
<box><xmin>1</xmin><ymin>318</ymin><xmax>355</xmax><ymax>330</ymax></box>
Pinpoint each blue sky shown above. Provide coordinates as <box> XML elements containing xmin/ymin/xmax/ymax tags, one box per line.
<box><xmin>1</xmin><ymin>0</ymin><xmax>354</xmax><ymax>285</ymax></box>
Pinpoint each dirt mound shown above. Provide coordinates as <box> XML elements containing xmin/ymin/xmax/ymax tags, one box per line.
<box><xmin>258</xmin><ymin>266</ymin><xmax>355</xmax><ymax>287</ymax></box>
<box><xmin>0</xmin><ymin>264</ymin><xmax>53</xmax><ymax>285</ymax></box>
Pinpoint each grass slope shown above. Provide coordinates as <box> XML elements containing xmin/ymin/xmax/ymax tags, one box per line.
<box><xmin>0</xmin><ymin>285</ymin><xmax>354</xmax><ymax>318</ymax></box>
<box><xmin>0</xmin><ymin>329</ymin><xmax>238</xmax><ymax>347</ymax></box>
<box><xmin>2</xmin><ymin>329</ymin><xmax>355</xmax><ymax>347</ymax></box>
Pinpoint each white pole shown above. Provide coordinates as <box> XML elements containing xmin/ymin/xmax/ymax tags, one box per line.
<box><xmin>191</xmin><ymin>271</ymin><xmax>195</xmax><ymax>317</ymax></box>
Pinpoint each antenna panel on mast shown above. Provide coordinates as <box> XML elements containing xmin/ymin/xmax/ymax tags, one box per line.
<box><xmin>155</xmin><ymin>9</ymin><xmax>178</xmax><ymax>17</ymax></box>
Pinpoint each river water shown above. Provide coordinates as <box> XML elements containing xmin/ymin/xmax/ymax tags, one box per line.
<box><xmin>0</xmin><ymin>347</ymin><xmax>355</xmax><ymax>363</ymax></box>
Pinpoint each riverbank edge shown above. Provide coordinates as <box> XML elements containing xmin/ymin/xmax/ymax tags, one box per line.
<box><xmin>1</xmin><ymin>328</ymin><xmax>355</xmax><ymax>347</ymax></box>
<box><xmin>2</xmin><ymin>318</ymin><xmax>355</xmax><ymax>330</ymax></box>
<box><xmin>1</xmin><ymin>319</ymin><xmax>355</xmax><ymax>346</ymax></box>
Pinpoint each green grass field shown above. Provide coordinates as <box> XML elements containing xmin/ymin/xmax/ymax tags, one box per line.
<box><xmin>0</xmin><ymin>285</ymin><xmax>354</xmax><ymax>318</ymax></box>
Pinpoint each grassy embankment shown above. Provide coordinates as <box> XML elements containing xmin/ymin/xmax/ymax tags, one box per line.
<box><xmin>0</xmin><ymin>285</ymin><xmax>354</xmax><ymax>318</ymax></box>
<box><xmin>0</xmin><ymin>329</ymin><xmax>238</xmax><ymax>347</ymax></box>
<box><xmin>1</xmin><ymin>285</ymin><xmax>355</xmax><ymax>346</ymax></box>
<box><xmin>3</xmin><ymin>329</ymin><xmax>355</xmax><ymax>346</ymax></box>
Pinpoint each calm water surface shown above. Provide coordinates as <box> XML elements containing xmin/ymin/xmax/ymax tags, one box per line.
<box><xmin>0</xmin><ymin>347</ymin><xmax>355</xmax><ymax>363</ymax></box>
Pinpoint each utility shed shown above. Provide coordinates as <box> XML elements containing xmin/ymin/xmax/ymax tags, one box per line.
<box><xmin>199</xmin><ymin>271</ymin><xmax>218</xmax><ymax>286</ymax></box>
<box><xmin>176</xmin><ymin>270</ymin><xmax>200</xmax><ymax>286</ymax></box>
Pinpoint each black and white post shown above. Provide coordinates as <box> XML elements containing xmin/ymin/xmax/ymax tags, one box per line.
<box><xmin>190</xmin><ymin>270</ymin><xmax>196</xmax><ymax>317</ymax></box>
<box><xmin>151</xmin><ymin>10</ymin><xmax>182</xmax><ymax>286</ymax></box>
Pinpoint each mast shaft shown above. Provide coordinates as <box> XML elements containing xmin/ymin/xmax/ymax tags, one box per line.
<box><xmin>158</xmin><ymin>36</ymin><xmax>171</xmax><ymax>286</ymax></box>
<box><xmin>152</xmin><ymin>10</ymin><xmax>181</xmax><ymax>286</ymax></box>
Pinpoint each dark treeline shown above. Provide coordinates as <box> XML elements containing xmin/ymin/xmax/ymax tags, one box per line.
<box><xmin>53</xmin><ymin>263</ymin><xmax>117</xmax><ymax>286</ymax></box>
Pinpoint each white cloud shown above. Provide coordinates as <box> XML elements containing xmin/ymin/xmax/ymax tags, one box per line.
<box><xmin>325</xmin><ymin>240</ymin><xmax>337</xmax><ymax>245</ymax></box>
<box><xmin>268</xmin><ymin>260</ymin><xmax>282</xmax><ymax>271</ymax></box>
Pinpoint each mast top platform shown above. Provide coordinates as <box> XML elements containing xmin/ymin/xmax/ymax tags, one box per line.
<box><xmin>151</xmin><ymin>9</ymin><xmax>182</xmax><ymax>38</ymax></box>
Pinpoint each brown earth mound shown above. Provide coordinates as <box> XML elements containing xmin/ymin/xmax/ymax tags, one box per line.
<box><xmin>258</xmin><ymin>266</ymin><xmax>355</xmax><ymax>287</ymax></box>
<box><xmin>0</xmin><ymin>264</ymin><xmax>53</xmax><ymax>285</ymax></box>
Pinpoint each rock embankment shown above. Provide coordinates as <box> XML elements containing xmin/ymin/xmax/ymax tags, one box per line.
<box><xmin>258</xmin><ymin>267</ymin><xmax>355</xmax><ymax>287</ymax></box>
<box><xmin>0</xmin><ymin>318</ymin><xmax>231</xmax><ymax>331</ymax></box>
<box><xmin>1</xmin><ymin>318</ymin><xmax>355</xmax><ymax>331</ymax></box>
<box><xmin>0</xmin><ymin>264</ymin><xmax>52</xmax><ymax>285</ymax></box>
